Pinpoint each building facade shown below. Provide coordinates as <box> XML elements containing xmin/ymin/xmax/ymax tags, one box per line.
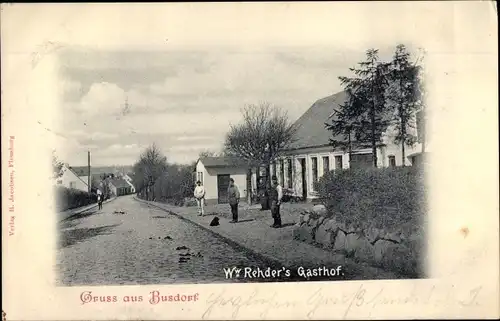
<box><xmin>109</xmin><ymin>178</ymin><xmax>132</xmax><ymax>197</ymax></box>
<box><xmin>54</xmin><ymin>165</ymin><xmax>89</xmax><ymax>192</ymax></box>
<box><xmin>270</xmin><ymin>91</ymin><xmax>425</xmax><ymax>201</ymax></box>
<box><xmin>194</xmin><ymin>157</ymin><xmax>258</xmax><ymax>205</ymax></box>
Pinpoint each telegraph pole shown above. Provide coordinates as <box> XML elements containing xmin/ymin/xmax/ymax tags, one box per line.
<box><xmin>88</xmin><ymin>150</ymin><xmax>91</xmax><ymax>193</ymax></box>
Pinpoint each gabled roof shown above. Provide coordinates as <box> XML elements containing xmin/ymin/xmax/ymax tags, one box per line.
<box><xmin>197</xmin><ymin>156</ymin><xmax>248</xmax><ymax>168</ymax></box>
<box><xmin>64</xmin><ymin>165</ymin><xmax>89</xmax><ymax>187</ymax></box>
<box><xmin>287</xmin><ymin>91</ymin><xmax>348</xmax><ymax>150</ymax></box>
<box><xmin>69</xmin><ymin>166</ymin><xmax>89</xmax><ymax>177</ymax></box>
<box><xmin>110</xmin><ymin>178</ymin><xmax>130</xmax><ymax>189</ymax></box>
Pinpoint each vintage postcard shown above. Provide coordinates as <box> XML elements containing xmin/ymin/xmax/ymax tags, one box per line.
<box><xmin>1</xmin><ymin>2</ymin><xmax>498</xmax><ymax>320</ymax></box>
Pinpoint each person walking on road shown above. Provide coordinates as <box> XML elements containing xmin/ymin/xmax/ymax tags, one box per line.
<box><xmin>97</xmin><ymin>189</ymin><xmax>103</xmax><ymax>210</ymax></box>
<box><xmin>228</xmin><ymin>178</ymin><xmax>240</xmax><ymax>223</ymax></box>
<box><xmin>194</xmin><ymin>180</ymin><xmax>206</xmax><ymax>216</ymax></box>
<box><xmin>269</xmin><ymin>175</ymin><xmax>283</xmax><ymax>228</ymax></box>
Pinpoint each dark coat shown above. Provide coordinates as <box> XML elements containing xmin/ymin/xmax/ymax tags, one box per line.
<box><xmin>227</xmin><ymin>185</ymin><xmax>240</xmax><ymax>205</ymax></box>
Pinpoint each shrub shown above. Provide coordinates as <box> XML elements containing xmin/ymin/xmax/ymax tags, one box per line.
<box><xmin>316</xmin><ymin>166</ymin><xmax>426</xmax><ymax>233</ymax></box>
<box><xmin>55</xmin><ymin>186</ymin><xmax>97</xmax><ymax>212</ymax></box>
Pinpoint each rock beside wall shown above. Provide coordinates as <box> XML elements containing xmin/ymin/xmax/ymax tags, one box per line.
<box><xmin>293</xmin><ymin>205</ymin><xmax>423</xmax><ymax>277</ymax></box>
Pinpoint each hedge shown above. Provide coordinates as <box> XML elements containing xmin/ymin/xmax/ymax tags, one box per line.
<box><xmin>55</xmin><ymin>186</ymin><xmax>97</xmax><ymax>212</ymax></box>
<box><xmin>151</xmin><ymin>164</ymin><xmax>194</xmax><ymax>205</ymax></box>
<box><xmin>316</xmin><ymin>166</ymin><xmax>426</xmax><ymax>235</ymax></box>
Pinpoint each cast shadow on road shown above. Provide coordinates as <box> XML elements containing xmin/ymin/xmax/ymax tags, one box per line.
<box><xmin>232</xmin><ymin>219</ymin><xmax>255</xmax><ymax>223</ymax></box>
<box><xmin>58</xmin><ymin>224</ymin><xmax>120</xmax><ymax>249</ymax></box>
<box><xmin>59</xmin><ymin>210</ymin><xmax>100</xmax><ymax>230</ymax></box>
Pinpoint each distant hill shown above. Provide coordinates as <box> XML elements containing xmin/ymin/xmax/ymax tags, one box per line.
<box><xmin>69</xmin><ymin>165</ymin><xmax>134</xmax><ymax>176</ymax></box>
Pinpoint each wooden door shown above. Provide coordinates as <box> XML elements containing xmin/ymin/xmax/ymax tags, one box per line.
<box><xmin>217</xmin><ymin>174</ymin><xmax>231</xmax><ymax>204</ymax></box>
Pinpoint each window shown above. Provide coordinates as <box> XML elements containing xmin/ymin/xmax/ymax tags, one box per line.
<box><xmin>197</xmin><ymin>172</ymin><xmax>204</xmax><ymax>185</ymax></box>
<box><xmin>272</xmin><ymin>162</ymin><xmax>277</xmax><ymax>177</ymax></box>
<box><xmin>311</xmin><ymin>157</ymin><xmax>318</xmax><ymax>188</ymax></box>
<box><xmin>322</xmin><ymin>156</ymin><xmax>330</xmax><ymax>176</ymax></box>
<box><xmin>279</xmin><ymin>159</ymin><xmax>285</xmax><ymax>186</ymax></box>
<box><xmin>287</xmin><ymin>159</ymin><xmax>293</xmax><ymax>188</ymax></box>
<box><xmin>335</xmin><ymin>155</ymin><xmax>343</xmax><ymax>170</ymax></box>
<box><xmin>56</xmin><ymin>180</ymin><xmax>62</xmax><ymax>185</ymax></box>
<box><xmin>389</xmin><ymin>156</ymin><xmax>396</xmax><ymax>168</ymax></box>
<box><xmin>350</xmin><ymin>153</ymin><xmax>373</xmax><ymax>170</ymax></box>
<box><xmin>69</xmin><ymin>181</ymin><xmax>76</xmax><ymax>189</ymax></box>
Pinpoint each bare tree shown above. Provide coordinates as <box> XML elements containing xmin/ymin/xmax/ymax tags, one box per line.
<box><xmin>224</xmin><ymin>102</ymin><xmax>298</xmax><ymax>203</ymax></box>
<box><xmin>133</xmin><ymin>143</ymin><xmax>168</xmax><ymax>200</ymax></box>
<box><xmin>198</xmin><ymin>149</ymin><xmax>225</xmax><ymax>158</ymax></box>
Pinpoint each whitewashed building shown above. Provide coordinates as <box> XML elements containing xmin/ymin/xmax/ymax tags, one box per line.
<box><xmin>54</xmin><ymin>164</ymin><xmax>89</xmax><ymax>192</ymax></box>
<box><xmin>270</xmin><ymin>91</ymin><xmax>426</xmax><ymax>201</ymax></box>
<box><xmin>194</xmin><ymin>91</ymin><xmax>426</xmax><ymax>204</ymax></box>
<box><xmin>194</xmin><ymin>157</ymin><xmax>257</xmax><ymax>205</ymax></box>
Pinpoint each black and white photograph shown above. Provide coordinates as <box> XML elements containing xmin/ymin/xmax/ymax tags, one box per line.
<box><xmin>54</xmin><ymin>44</ymin><xmax>428</xmax><ymax>285</ymax></box>
<box><xmin>2</xmin><ymin>2</ymin><xmax>498</xmax><ymax>320</ymax></box>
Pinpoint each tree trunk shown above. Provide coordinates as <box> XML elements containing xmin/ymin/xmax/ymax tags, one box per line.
<box><xmin>348</xmin><ymin>131</ymin><xmax>353</xmax><ymax>168</ymax></box>
<box><xmin>400</xmin><ymin>104</ymin><xmax>406</xmax><ymax>167</ymax></box>
<box><xmin>371</xmin><ymin>104</ymin><xmax>377</xmax><ymax>168</ymax></box>
<box><xmin>399</xmin><ymin>77</ymin><xmax>406</xmax><ymax>167</ymax></box>
<box><xmin>401</xmin><ymin>141</ymin><xmax>406</xmax><ymax>167</ymax></box>
<box><xmin>246</xmin><ymin>167</ymin><xmax>252</xmax><ymax>204</ymax></box>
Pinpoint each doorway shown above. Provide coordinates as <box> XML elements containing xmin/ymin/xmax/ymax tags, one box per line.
<box><xmin>217</xmin><ymin>174</ymin><xmax>231</xmax><ymax>204</ymax></box>
<box><xmin>299</xmin><ymin>158</ymin><xmax>307</xmax><ymax>200</ymax></box>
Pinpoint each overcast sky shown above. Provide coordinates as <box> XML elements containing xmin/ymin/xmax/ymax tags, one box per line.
<box><xmin>58</xmin><ymin>46</ymin><xmax>405</xmax><ymax>166</ymax></box>
<box><xmin>46</xmin><ymin>2</ymin><xmax>453</xmax><ymax>167</ymax></box>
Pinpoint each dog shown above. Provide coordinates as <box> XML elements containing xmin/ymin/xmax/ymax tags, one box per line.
<box><xmin>209</xmin><ymin>217</ymin><xmax>220</xmax><ymax>226</ymax></box>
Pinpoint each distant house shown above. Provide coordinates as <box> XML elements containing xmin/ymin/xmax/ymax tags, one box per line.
<box><xmin>54</xmin><ymin>164</ymin><xmax>89</xmax><ymax>192</ymax></box>
<box><xmin>194</xmin><ymin>157</ymin><xmax>258</xmax><ymax>205</ymax></box>
<box><xmin>70</xmin><ymin>165</ymin><xmax>137</xmax><ymax>194</ymax></box>
<box><xmin>109</xmin><ymin>178</ymin><xmax>132</xmax><ymax>196</ymax></box>
<box><xmin>118</xmin><ymin>173</ymin><xmax>136</xmax><ymax>193</ymax></box>
<box><xmin>271</xmin><ymin>91</ymin><xmax>426</xmax><ymax>201</ymax></box>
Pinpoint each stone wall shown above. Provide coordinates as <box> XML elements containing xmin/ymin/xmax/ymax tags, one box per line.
<box><xmin>292</xmin><ymin>204</ymin><xmax>424</xmax><ymax>277</ymax></box>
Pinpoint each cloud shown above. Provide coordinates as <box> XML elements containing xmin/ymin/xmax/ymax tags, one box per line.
<box><xmin>175</xmin><ymin>135</ymin><xmax>215</xmax><ymax>142</ymax></box>
<box><xmin>69</xmin><ymin>130</ymin><xmax>120</xmax><ymax>141</ymax></box>
<box><xmin>108</xmin><ymin>143</ymin><xmax>139</xmax><ymax>150</ymax></box>
<box><xmin>60</xmin><ymin>48</ymin><xmax>384</xmax><ymax>165</ymax></box>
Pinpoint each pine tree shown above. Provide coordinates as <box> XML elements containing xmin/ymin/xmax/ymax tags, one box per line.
<box><xmin>325</xmin><ymin>89</ymin><xmax>365</xmax><ymax>166</ymax></box>
<box><xmin>336</xmin><ymin>49</ymin><xmax>391</xmax><ymax>168</ymax></box>
<box><xmin>386</xmin><ymin>45</ymin><xmax>425</xmax><ymax>165</ymax></box>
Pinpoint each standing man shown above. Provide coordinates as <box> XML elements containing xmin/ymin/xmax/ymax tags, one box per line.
<box><xmin>228</xmin><ymin>178</ymin><xmax>240</xmax><ymax>223</ymax></box>
<box><xmin>194</xmin><ymin>180</ymin><xmax>206</xmax><ymax>216</ymax></box>
<box><xmin>269</xmin><ymin>175</ymin><xmax>283</xmax><ymax>228</ymax></box>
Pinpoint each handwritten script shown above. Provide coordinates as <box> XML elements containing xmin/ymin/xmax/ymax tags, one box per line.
<box><xmin>202</xmin><ymin>283</ymin><xmax>482</xmax><ymax>319</ymax></box>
